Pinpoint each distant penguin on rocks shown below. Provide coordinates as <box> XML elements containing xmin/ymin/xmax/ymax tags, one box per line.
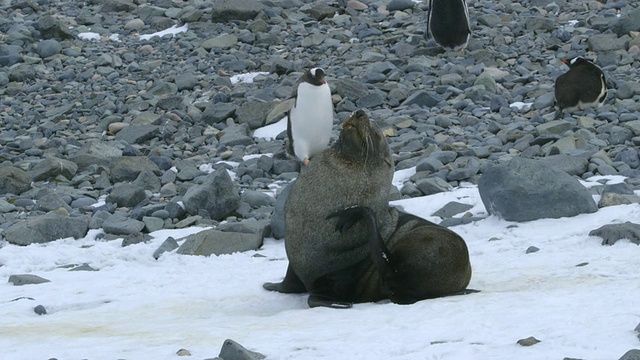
<box><xmin>554</xmin><ymin>57</ymin><xmax>607</xmax><ymax>119</ymax></box>
<box><xmin>427</xmin><ymin>0</ymin><xmax>471</xmax><ymax>51</ymax></box>
<box><xmin>286</xmin><ymin>67</ymin><xmax>334</xmax><ymax>165</ymax></box>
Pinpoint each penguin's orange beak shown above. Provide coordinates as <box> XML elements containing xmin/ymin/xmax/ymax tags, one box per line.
<box><xmin>560</xmin><ymin>58</ymin><xmax>569</xmax><ymax>65</ymax></box>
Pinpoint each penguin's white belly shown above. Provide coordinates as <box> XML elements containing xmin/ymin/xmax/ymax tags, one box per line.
<box><xmin>290</xmin><ymin>83</ymin><xmax>333</xmax><ymax>160</ymax></box>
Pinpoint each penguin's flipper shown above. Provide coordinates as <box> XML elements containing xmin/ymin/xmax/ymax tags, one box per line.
<box><xmin>285</xmin><ymin>110</ymin><xmax>295</xmax><ymax>157</ymax></box>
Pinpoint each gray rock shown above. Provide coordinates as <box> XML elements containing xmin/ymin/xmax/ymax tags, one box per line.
<box><xmin>236</xmin><ymin>101</ymin><xmax>273</xmax><ymax>129</ymax></box>
<box><xmin>102</xmin><ymin>213</ymin><xmax>145</xmax><ymax>235</ymax></box>
<box><xmin>153</xmin><ymin>237</ymin><xmax>179</xmax><ymax>259</ymax></box>
<box><xmin>416</xmin><ymin>157</ymin><xmax>444</xmax><ymax>173</ymax></box>
<box><xmin>447</xmin><ymin>156</ymin><xmax>481</xmax><ymax>181</ymax></box>
<box><xmin>538</xmin><ymin>155</ymin><xmax>589</xmax><ymax>176</ymax></box>
<box><xmin>241</xmin><ymin>190</ymin><xmax>276</xmax><ymax>208</ymax></box>
<box><xmin>533</xmin><ymin>92</ymin><xmax>555</xmax><ymax>111</ymax></box>
<box><xmin>517</xmin><ymin>336</ymin><xmax>541</xmax><ymax>346</ymax></box>
<box><xmin>611</xmin><ymin>7</ymin><xmax>640</xmax><ymax>36</ymax></box>
<box><xmin>218</xmin><ymin>339</ymin><xmax>266</xmax><ymax>360</ymax></box>
<box><xmin>132</xmin><ymin>169</ymin><xmax>162</xmax><ymax>192</ymax></box>
<box><xmin>432</xmin><ymin>201</ymin><xmax>473</xmax><ymax>218</ymax></box>
<box><xmin>34</xmin><ymin>305</ymin><xmax>47</xmax><ymax>315</ymax></box>
<box><xmin>115</xmin><ymin>125</ymin><xmax>160</xmax><ymax>145</ymax></box>
<box><xmin>35</xmin><ymin>193</ymin><xmax>72</xmax><ymax>213</ymax></box>
<box><xmin>387</xmin><ymin>0</ymin><xmax>414</xmax><ymax>12</ymax></box>
<box><xmin>182</xmin><ymin>168</ymin><xmax>240</xmax><ymax>220</ymax></box>
<box><xmin>202</xmin><ymin>34</ymin><xmax>238</xmax><ymax>50</ymax></box>
<box><xmin>121</xmin><ymin>232</ymin><xmax>149</xmax><ymax>247</ymax></box>
<box><xmin>474</xmin><ymin>71</ymin><xmax>497</xmax><ymax>93</ymax></box>
<box><xmin>526</xmin><ymin>246</ymin><xmax>540</xmax><ymax>254</ymax></box>
<box><xmin>478</xmin><ymin>157</ymin><xmax>598</xmax><ymax>222</ymax></box>
<box><xmin>202</xmin><ymin>103</ymin><xmax>238</xmax><ymax>125</ymax></box>
<box><xmin>400</xmin><ymin>90</ymin><xmax>440</xmax><ymax>108</ymax></box>
<box><xmin>415</xmin><ymin>177</ymin><xmax>452</xmax><ymax>195</ymax></box>
<box><xmin>69</xmin><ymin>264</ymin><xmax>98</xmax><ymax>271</ymax></box>
<box><xmin>588</xmin><ymin>34</ymin><xmax>630</xmax><ymax>52</ymax></box>
<box><xmin>9</xmin><ymin>64</ymin><xmax>36</xmax><ymax>82</ymax></box>
<box><xmin>36</xmin><ymin>39</ymin><xmax>62</xmax><ymax>59</ymax></box>
<box><xmin>618</xmin><ymin>349</ymin><xmax>640</xmax><ymax>360</ymax></box>
<box><xmin>143</xmin><ymin>216</ymin><xmax>165</xmax><ymax>232</ymax></box>
<box><xmin>110</xmin><ymin>156</ymin><xmax>161</xmax><ymax>183</ymax></box>
<box><xmin>333</xmin><ymin>78</ymin><xmax>369</xmax><ymax>101</ymax></box>
<box><xmin>219</xmin><ymin>123</ymin><xmax>255</xmax><ymax>147</ymax></box>
<box><xmin>0</xmin><ymin>166</ymin><xmax>31</xmax><ymax>195</ymax></box>
<box><xmin>589</xmin><ymin>222</ymin><xmax>640</xmax><ymax>246</ymax></box>
<box><xmin>176</xmin><ymin>72</ymin><xmax>197</xmax><ymax>91</ymax></box>
<box><xmin>106</xmin><ymin>184</ymin><xmax>147</xmax><ymax>208</ymax></box>
<box><xmin>176</xmin><ymin>229</ymin><xmax>263</xmax><ymax>256</ymax></box>
<box><xmin>8</xmin><ymin>274</ymin><xmax>51</xmax><ymax>286</ymax></box>
<box><xmin>4</xmin><ymin>215</ymin><xmax>89</xmax><ymax>245</ymax></box>
<box><xmin>29</xmin><ymin>157</ymin><xmax>78</xmax><ymax>182</ymax></box>
<box><xmin>210</xmin><ymin>0</ymin><xmax>265</xmax><ymax>22</ymax></box>
<box><xmin>38</xmin><ymin>15</ymin><xmax>74</xmax><ymax>40</ymax></box>
<box><xmin>525</xmin><ymin>17</ymin><xmax>555</xmax><ymax>31</ymax></box>
<box><xmin>100</xmin><ymin>0</ymin><xmax>137</xmax><ymax>13</ymax></box>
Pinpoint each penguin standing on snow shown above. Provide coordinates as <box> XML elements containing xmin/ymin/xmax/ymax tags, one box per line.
<box><xmin>554</xmin><ymin>57</ymin><xmax>607</xmax><ymax>119</ymax></box>
<box><xmin>427</xmin><ymin>0</ymin><xmax>471</xmax><ymax>51</ymax></box>
<box><xmin>286</xmin><ymin>67</ymin><xmax>334</xmax><ymax>165</ymax></box>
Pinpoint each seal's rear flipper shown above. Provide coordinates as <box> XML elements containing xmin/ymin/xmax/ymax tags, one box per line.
<box><xmin>448</xmin><ymin>288</ymin><xmax>481</xmax><ymax>296</ymax></box>
<box><xmin>308</xmin><ymin>294</ymin><xmax>353</xmax><ymax>309</ymax></box>
<box><xmin>263</xmin><ymin>264</ymin><xmax>307</xmax><ymax>294</ymax></box>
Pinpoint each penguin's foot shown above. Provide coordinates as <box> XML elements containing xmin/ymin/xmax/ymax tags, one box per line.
<box><xmin>303</xmin><ymin>158</ymin><xmax>310</xmax><ymax>165</ymax></box>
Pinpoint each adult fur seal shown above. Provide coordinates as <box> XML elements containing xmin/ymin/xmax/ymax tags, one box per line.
<box><xmin>264</xmin><ymin>109</ymin><xmax>473</xmax><ymax>308</ymax></box>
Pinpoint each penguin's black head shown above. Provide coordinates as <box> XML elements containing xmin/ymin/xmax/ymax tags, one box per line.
<box><xmin>561</xmin><ymin>57</ymin><xmax>588</xmax><ymax>68</ymax></box>
<box><xmin>305</xmin><ymin>67</ymin><xmax>326</xmax><ymax>86</ymax></box>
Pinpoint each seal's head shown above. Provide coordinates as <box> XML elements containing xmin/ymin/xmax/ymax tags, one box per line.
<box><xmin>333</xmin><ymin>109</ymin><xmax>392</xmax><ymax>169</ymax></box>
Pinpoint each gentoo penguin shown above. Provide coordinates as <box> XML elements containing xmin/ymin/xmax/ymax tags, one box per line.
<box><xmin>427</xmin><ymin>0</ymin><xmax>471</xmax><ymax>51</ymax></box>
<box><xmin>286</xmin><ymin>67</ymin><xmax>334</xmax><ymax>165</ymax></box>
<box><xmin>554</xmin><ymin>57</ymin><xmax>607</xmax><ymax>119</ymax></box>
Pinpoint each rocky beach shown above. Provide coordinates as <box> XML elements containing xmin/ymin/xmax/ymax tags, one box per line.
<box><xmin>2</xmin><ymin>0</ymin><xmax>640</xmax><ymax>358</ymax></box>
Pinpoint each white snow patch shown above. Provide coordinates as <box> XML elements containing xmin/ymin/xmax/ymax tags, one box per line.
<box><xmin>139</xmin><ymin>23</ymin><xmax>189</xmax><ymax>41</ymax></box>
<box><xmin>229</xmin><ymin>72</ymin><xmax>270</xmax><ymax>85</ymax></box>
<box><xmin>253</xmin><ymin>117</ymin><xmax>287</xmax><ymax>140</ymax></box>
<box><xmin>78</xmin><ymin>32</ymin><xmax>100</xmax><ymax>41</ymax></box>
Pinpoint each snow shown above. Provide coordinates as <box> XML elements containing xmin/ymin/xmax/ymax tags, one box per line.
<box><xmin>253</xmin><ymin>117</ymin><xmax>287</xmax><ymax>141</ymax></box>
<box><xmin>230</xmin><ymin>72</ymin><xmax>271</xmax><ymax>85</ymax></box>
<box><xmin>77</xmin><ymin>32</ymin><xmax>101</xmax><ymax>41</ymax></box>
<box><xmin>139</xmin><ymin>23</ymin><xmax>189</xmax><ymax>41</ymax></box>
<box><xmin>510</xmin><ymin>101</ymin><xmax>533</xmax><ymax>111</ymax></box>
<box><xmin>2</xmin><ymin>171</ymin><xmax>640</xmax><ymax>359</ymax></box>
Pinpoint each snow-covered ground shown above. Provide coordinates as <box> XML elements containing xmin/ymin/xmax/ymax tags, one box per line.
<box><xmin>1</xmin><ymin>122</ymin><xmax>639</xmax><ymax>359</ymax></box>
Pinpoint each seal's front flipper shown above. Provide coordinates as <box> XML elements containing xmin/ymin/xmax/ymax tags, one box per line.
<box><xmin>307</xmin><ymin>294</ymin><xmax>353</xmax><ymax>309</ymax></box>
<box><xmin>326</xmin><ymin>206</ymin><xmax>367</xmax><ymax>233</ymax></box>
<box><xmin>263</xmin><ymin>264</ymin><xmax>307</xmax><ymax>294</ymax></box>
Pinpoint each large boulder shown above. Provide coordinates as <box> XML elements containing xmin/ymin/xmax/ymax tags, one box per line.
<box><xmin>3</xmin><ymin>214</ymin><xmax>89</xmax><ymax>245</ymax></box>
<box><xmin>182</xmin><ymin>168</ymin><xmax>240</xmax><ymax>221</ymax></box>
<box><xmin>210</xmin><ymin>0</ymin><xmax>265</xmax><ymax>22</ymax></box>
<box><xmin>176</xmin><ymin>229</ymin><xmax>263</xmax><ymax>256</ymax></box>
<box><xmin>0</xmin><ymin>166</ymin><xmax>31</xmax><ymax>195</ymax></box>
<box><xmin>478</xmin><ymin>157</ymin><xmax>598</xmax><ymax>222</ymax></box>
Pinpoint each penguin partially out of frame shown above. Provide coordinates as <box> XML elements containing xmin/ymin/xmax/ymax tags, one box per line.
<box><xmin>427</xmin><ymin>0</ymin><xmax>471</xmax><ymax>52</ymax></box>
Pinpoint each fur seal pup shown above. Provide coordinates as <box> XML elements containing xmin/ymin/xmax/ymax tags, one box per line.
<box><xmin>554</xmin><ymin>57</ymin><xmax>607</xmax><ymax>119</ymax></box>
<box><xmin>427</xmin><ymin>0</ymin><xmax>471</xmax><ymax>51</ymax></box>
<box><xmin>264</xmin><ymin>109</ymin><xmax>473</xmax><ymax>308</ymax></box>
<box><xmin>286</xmin><ymin>67</ymin><xmax>334</xmax><ymax>165</ymax></box>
